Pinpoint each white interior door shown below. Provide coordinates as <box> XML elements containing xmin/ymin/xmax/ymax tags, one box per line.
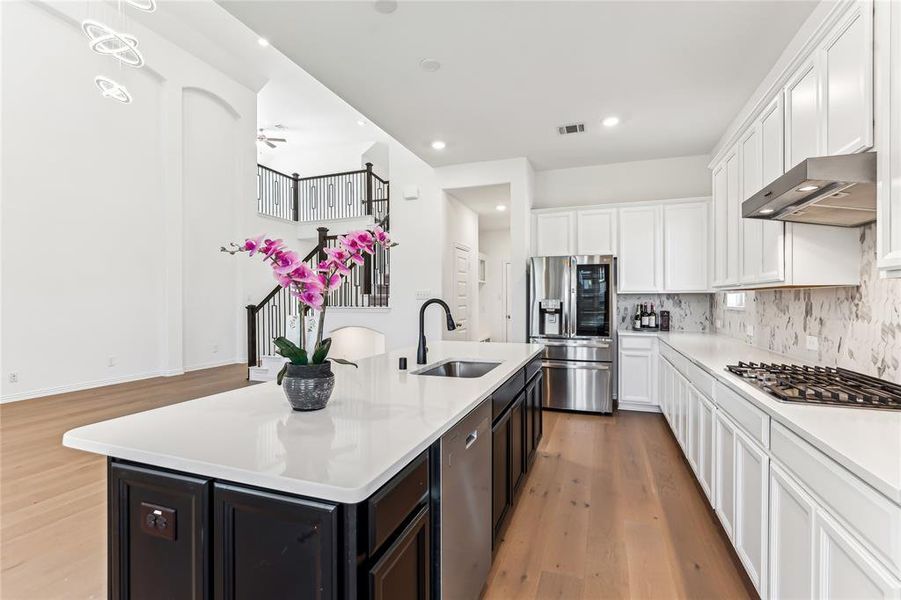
<box><xmin>503</xmin><ymin>261</ymin><xmax>512</xmax><ymax>342</ymax></box>
<box><xmin>452</xmin><ymin>243</ymin><xmax>471</xmax><ymax>340</ymax></box>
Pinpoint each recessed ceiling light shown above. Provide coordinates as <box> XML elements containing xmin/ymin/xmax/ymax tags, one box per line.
<box><xmin>496</xmin><ymin>205</ymin><xmax>507</xmax><ymax>212</ymax></box>
<box><xmin>759</xmin><ymin>208</ymin><xmax>775</xmax><ymax>215</ymax></box>
<box><xmin>431</xmin><ymin>140</ymin><xmax>446</xmax><ymax>150</ymax></box>
<box><xmin>357</xmin><ymin>119</ymin><xmax>366</xmax><ymax>127</ymax></box>
<box><xmin>602</xmin><ymin>116</ymin><xmax>620</xmax><ymax>127</ymax></box>
<box><xmin>797</xmin><ymin>184</ymin><xmax>819</xmax><ymax>192</ymax></box>
<box><xmin>419</xmin><ymin>58</ymin><xmax>441</xmax><ymax>72</ymax></box>
<box><xmin>374</xmin><ymin>0</ymin><xmax>398</xmax><ymax>14</ymax></box>
<box><xmin>257</xmin><ymin>37</ymin><xmax>270</xmax><ymax>47</ymax></box>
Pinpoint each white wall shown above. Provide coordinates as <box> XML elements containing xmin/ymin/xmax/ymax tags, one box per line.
<box><xmin>533</xmin><ymin>154</ymin><xmax>711</xmax><ymax>208</ymax></box>
<box><xmin>441</xmin><ymin>194</ymin><xmax>479</xmax><ymax>341</ymax></box>
<box><xmin>478</xmin><ymin>229</ymin><xmax>512</xmax><ymax>342</ymax></box>
<box><xmin>0</xmin><ymin>0</ymin><xmax>262</xmax><ymax>401</ymax></box>
<box><xmin>435</xmin><ymin>159</ymin><xmax>534</xmax><ymax>343</ymax></box>
<box><xmin>257</xmin><ymin>139</ymin><xmax>374</xmax><ymax>178</ymax></box>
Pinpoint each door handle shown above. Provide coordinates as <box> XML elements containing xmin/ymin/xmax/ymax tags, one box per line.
<box><xmin>542</xmin><ymin>361</ymin><xmax>610</xmax><ymax>371</ymax></box>
<box><xmin>465</xmin><ymin>431</ymin><xmax>478</xmax><ymax>449</ymax></box>
<box><xmin>536</xmin><ymin>339</ymin><xmax>611</xmax><ymax>349</ymax></box>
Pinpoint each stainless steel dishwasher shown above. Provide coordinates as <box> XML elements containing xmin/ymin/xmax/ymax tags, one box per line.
<box><xmin>439</xmin><ymin>398</ymin><xmax>492</xmax><ymax>600</ymax></box>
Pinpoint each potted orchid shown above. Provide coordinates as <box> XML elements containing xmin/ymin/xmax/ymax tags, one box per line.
<box><xmin>222</xmin><ymin>225</ymin><xmax>394</xmax><ymax>410</ymax></box>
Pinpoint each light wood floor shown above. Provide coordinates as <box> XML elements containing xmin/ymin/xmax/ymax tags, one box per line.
<box><xmin>1</xmin><ymin>369</ymin><xmax>753</xmax><ymax>599</ymax></box>
<box><xmin>0</xmin><ymin>365</ymin><xmax>252</xmax><ymax>600</ymax></box>
<box><xmin>484</xmin><ymin>410</ymin><xmax>756</xmax><ymax>600</ymax></box>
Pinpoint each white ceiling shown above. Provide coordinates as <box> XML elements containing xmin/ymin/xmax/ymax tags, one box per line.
<box><xmin>218</xmin><ymin>0</ymin><xmax>820</xmax><ymax>170</ymax></box>
<box><xmin>446</xmin><ymin>184</ymin><xmax>512</xmax><ymax>231</ymax></box>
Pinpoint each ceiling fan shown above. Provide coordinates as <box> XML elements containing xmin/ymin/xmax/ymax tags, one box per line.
<box><xmin>257</xmin><ymin>128</ymin><xmax>287</xmax><ymax>149</ymax></box>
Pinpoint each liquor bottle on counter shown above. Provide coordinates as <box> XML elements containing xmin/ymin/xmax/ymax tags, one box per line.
<box><xmin>648</xmin><ymin>303</ymin><xmax>657</xmax><ymax>328</ymax></box>
<box><xmin>640</xmin><ymin>303</ymin><xmax>649</xmax><ymax>328</ymax></box>
<box><xmin>633</xmin><ymin>305</ymin><xmax>642</xmax><ymax>329</ymax></box>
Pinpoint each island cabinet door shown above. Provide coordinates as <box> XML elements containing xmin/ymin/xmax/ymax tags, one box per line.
<box><xmin>212</xmin><ymin>483</ymin><xmax>339</xmax><ymax>600</ymax></box>
<box><xmin>510</xmin><ymin>392</ymin><xmax>526</xmax><ymax>494</ymax></box>
<box><xmin>109</xmin><ymin>462</ymin><xmax>211</xmax><ymax>600</ymax></box>
<box><xmin>368</xmin><ymin>505</ymin><xmax>430</xmax><ymax>600</ymax></box>
<box><xmin>491</xmin><ymin>408</ymin><xmax>512</xmax><ymax>544</ymax></box>
<box><xmin>525</xmin><ymin>375</ymin><xmax>541</xmax><ymax>464</ymax></box>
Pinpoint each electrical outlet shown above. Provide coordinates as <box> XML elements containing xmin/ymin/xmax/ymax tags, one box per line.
<box><xmin>8</xmin><ymin>372</ymin><xmax>18</xmax><ymax>384</ymax></box>
<box><xmin>415</xmin><ymin>290</ymin><xmax>432</xmax><ymax>301</ymax></box>
<box><xmin>108</xmin><ymin>356</ymin><xmax>117</xmax><ymax>367</ymax></box>
<box><xmin>806</xmin><ymin>335</ymin><xmax>819</xmax><ymax>352</ymax></box>
<box><xmin>746</xmin><ymin>324</ymin><xmax>754</xmax><ymax>337</ymax></box>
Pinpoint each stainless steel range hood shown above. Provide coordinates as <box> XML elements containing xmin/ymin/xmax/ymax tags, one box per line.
<box><xmin>742</xmin><ymin>152</ymin><xmax>876</xmax><ymax>227</ymax></box>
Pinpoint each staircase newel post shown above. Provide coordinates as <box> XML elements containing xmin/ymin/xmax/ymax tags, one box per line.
<box><xmin>291</xmin><ymin>172</ymin><xmax>300</xmax><ymax>221</ymax></box>
<box><xmin>365</xmin><ymin>162</ymin><xmax>374</xmax><ymax>217</ymax></box>
<box><xmin>245</xmin><ymin>305</ymin><xmax>257</xmax><ymax>376</ymax></box>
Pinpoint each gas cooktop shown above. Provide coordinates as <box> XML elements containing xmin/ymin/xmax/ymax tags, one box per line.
<box><xmin>725</xmin><ymin>362</ymin><xmax>901</xmax><ymax>411</ymax></box>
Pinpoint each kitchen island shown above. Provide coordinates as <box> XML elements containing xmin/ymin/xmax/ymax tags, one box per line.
<box><xmin>63</xmin><ymin>341</ymin><xmax>544</xmax><ymax>600</ymax></box>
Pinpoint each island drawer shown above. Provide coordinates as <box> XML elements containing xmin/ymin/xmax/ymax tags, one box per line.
<box><xmin>492</xmin><ymin>369</ymin><xmax>526</xmax><ymax>422</ymax></box>
<box><xmin>367</xmin><ymin>451</ymin><xmax>429</xmax><ymax>555</ymax></box>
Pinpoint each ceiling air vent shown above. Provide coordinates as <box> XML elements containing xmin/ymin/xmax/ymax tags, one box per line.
<box><xmin>557</xmin><ymin>123</ymin><xmax>585</xmax><ymax>135</ymax></box>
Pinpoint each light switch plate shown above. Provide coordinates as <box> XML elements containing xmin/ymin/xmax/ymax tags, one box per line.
<box><xmin>806</xmin><ymin>335</ymin><xmax>819</xmax><ymax>352</ymax></box>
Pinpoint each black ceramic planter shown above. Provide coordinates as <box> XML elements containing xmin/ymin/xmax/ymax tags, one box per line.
<box><xmin>282</xmin><ymin>362</ymin><xmax>335</xmax><ymax>411</ymax></box>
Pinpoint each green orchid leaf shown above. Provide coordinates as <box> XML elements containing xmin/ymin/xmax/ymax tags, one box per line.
<box><xmin>276</xmin><ymin>363</ymin><xmax>288</xmax><ymax>385</ymax></box>
<box><xmin>328</xmin><ymin>357</ymin><xmax>358</xmax><ymax>368</ymax></box>
<box><xmin>274</xmin><ymin>337</ymin><xmax>307</xmax><ymax>364</ymax></box>
<box><xmin>312</xmin><ymin>338</ymin><xmax>332</xmax><ymax>364</ymax></box>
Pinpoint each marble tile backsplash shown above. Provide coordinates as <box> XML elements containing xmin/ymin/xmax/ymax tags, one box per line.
<box><xmin>617</xmin><ymin>294</ymin><xmax>712</xmax><ymax>332</ymax></box>
<box><xmin>713</xmin><ymin>224</ymin><xmax>901</xmax><ymax>383</ymax></box>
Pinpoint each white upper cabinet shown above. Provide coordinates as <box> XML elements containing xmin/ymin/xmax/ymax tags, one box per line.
<box><xmin>726</xmin><ymin>149</ymin><xmax>741</xmax><ymax>286</ymax></box>
<box><xmin>576</xmin><ymin>208</ymin><xmax>617</xmax><ymax>255</ymax></box>
<box><xmin>534</xmin><ymin>212</ymin><xmax>574</xmax><ymax>256</ymax></box>
<box><xmin>663</xmin><ymin>201</ymin><xmax>709</xmax><ymax>292</ymax></box>
<box><xmin>876</xmin><ymin>0</ymin><xmax>901</xmax><ymax>278</ymax></box>
<box><xmin>759</xmin><ymin>97</ymin><xmax>787</xmax><ymax>283</ymax></box>
<box><xmin>618</xmin><ymin>205</ymin><xmax>663</xmax><ymax>293</ymax></box>
<box><xmin>740</xmin><ymin>127</ymin><xmax>764</xmax><ymax>285</ymax></box>
<box><xmin>785</xmin><ymin>59</ymin><xmax>823</xmax><ymax>171</ymax></box>
<box><xmin>824</xmin><ymin>2</ymin><xmax>874</xmax><ymax>155</ymax></box>
<box><xmin>712</xmin><ymin>161</ymin><xmax>729</xmax><ymax>287</ymax></box>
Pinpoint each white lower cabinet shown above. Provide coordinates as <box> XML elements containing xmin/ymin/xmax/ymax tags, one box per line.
<box><xmin>816</xmin><ymin>512</ymin><xmax>901</xmax><ymax>599</ymax></box>
<box><xmin>697</xmin><ymin>393</ymin><xmax>715</xmax><ymax>503</ymax></box>
<box><xmin>769</xmin><ymin>464</ymin><xmax>816</xmax><ymax>600</ymax></box>
<box><xmin>618</xmin><ymin>335</ymin><xmax>657</xmax><ymax>411</ymax></box>
<box><xmin>735</xmin><ymin>428</ymin><xmax>769</xmax><ymax>596</ymax></box>
<box><xmin>686</xmin><ymin>383</ymin><xmax>700</xmax><ymax>476</ymax></box>
<box><xmin>715</xmin><ymin>411</ymin><xmax>737</xmax><ymax>541</ymax></box>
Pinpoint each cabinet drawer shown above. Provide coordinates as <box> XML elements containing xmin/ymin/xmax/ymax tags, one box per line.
<box><xmin>619</xmin><ymin>335</ymin><xmax>656</xmax><ymax>351</ymax></box>
<box><xmin>685</xmin><ymin>360</ymin><xmax>715</xmax><ymax>400</ymax></box>
<box><xmin>771</xmin><ymin>422</ymin><xmax>901</xmax><ymax>577</ymax></box>
<box><xmin>526</xmin><ymin>356</ymin><xmax>542</xmax><ymax>382</ymax></box>
<box><xmin>492</xmin><ymin>369</ymin><xmax>526</xmax><ymax>422</ymax></box>
<box><xmin>367</xmin><ymin>451</ymin><xmax>429</xmax><ymax>555</ymax></box>
<box><xmin>715</xmin><ymin>382</ymin><xmax>770</xmax><ymax>448</ymax></box>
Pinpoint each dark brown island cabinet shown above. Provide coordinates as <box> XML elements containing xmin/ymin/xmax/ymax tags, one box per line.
<box><xmin>107</xmin><ymin>356</ymin><xmax>542</xmax><ymax>600</ymax></box>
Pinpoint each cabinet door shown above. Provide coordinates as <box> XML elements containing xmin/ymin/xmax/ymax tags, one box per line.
<box><xmin>815</xmin><ymin>511</ymin><xmax>901</xmax><ymax>599</ymax></box>
<box><xmin>663</xmin><ymin>201</ymin><xmax>709</xmax><ymax>291</ymax></box>
<box><xmin>491</xmin><ymin>410</ymin><xmax>511</xmax><ymax>542</ymax></box>
<box><xmin>697</xmin><ymin>394</ymin><xmax>715</xmax><ymax>502</ymax></box>
<box><xmin>686</xmin><ymin>384</ymin><xmax>700</xmax><ymax>476</ymax></box>
<box><xmin>759</xmin><ymin>96</ymin><xmax>787</xmax><ymax>283</ymax></box>
<box><xmin>213</xmin><ymin>483</ymin><xmax>338</xmax><ymax>600</ymax></box>
<box><xmin>769</xmin><ymin>463</ymin><xmax>815</xmax><ymax>600</ymax></box>
<box><xmin>618</xmin><ymin>205</ymin><xmax>662</xmax><ymax>292</ymax></box>
<box><xmin>734</xmin><ymin>429</ymin><xmax>769</xmax><ymax>596</ymax></box>
<box><xmin>715</xmin><ymin>412</ymin><xmax>737</xmax><ymax>541</ymax></box>
<box><xmin>533</xmin><ymin>372</ymin><xmax>543</xmax><ymax>447</ymax></box>
<box><xmin>726</xmin><ymin>150</ymin><xmax>742</xmax><ymax>286</ymax></box>
<box><xmin>369</xmin><ymin>506</ymin><xmax>430</xmax><ymax>600</ymax></box>
<box><xmin>109</xmin><ymin>462</ymin><xmax>211</xmax><ymax>600</ymax></box>
<box><xmin>713</xmin><ymin>162</ymin><xmax>729</xmax><ymax>287</ymax></box>
<box><xmin>824</xmin><ymin>1</ymin><xmax>874</xmax><ymax>155</ymax></box>
<box><xmin>740</xmin><ymin>126</ymin><xmax>764</xmax><ymax>285</ymax></box>
<box><xmin>877</xmin><ymin>0</ymin><xmax>901</xmax><ymax>276</ymax></box>
<box><xmin>785</xmin><ymin>60</ymin><xmax>823</xmax><ymax>171</ymax></box>
<box><xmin>525</xmin><ymin>379</ymin><xmax>535</xmax><ymax>462</ymax></box>
<box><xmin>511</xmin><ymin>393</ymin><xmax>525</xmax><ymax>493</ymax></box>
<box><xmin>673</xmin><ymin>374</ymin><xmax>686</xmax><ymax>450</ymax></box>
<box><xmin>619</xmin><ymin>349</ymin><xmax>654</xmax><ymax>405</ymax></box>
<box><xmin>535</xmin><ymin>212</ymin><xmax>574</xmax><ymax>256</ymax></box>
<box><xmin>577</xmin><ymin>208</ymin><xmax>617</xmax><ymax>255</ymax></box>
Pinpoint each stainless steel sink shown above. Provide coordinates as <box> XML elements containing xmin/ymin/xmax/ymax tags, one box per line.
<box><xmin>412</xmin><ymin>359</ymin><xmax>501</xmax><ymax>378</ymax></box>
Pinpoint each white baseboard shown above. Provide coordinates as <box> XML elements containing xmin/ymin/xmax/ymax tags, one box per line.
<box><xmin>618</xmin><ymin>400</ymin><xmax>661</xmax><ymax>414</ymax></box>
<box><xmin>0</xmin><ymin>370</ymin><xmax>165</xmax><ymax>404</ymax></box>
<box><xmin>183</xmin><ymin>357</ymin><xmax>244</xmax><ymax>372</ymax></box>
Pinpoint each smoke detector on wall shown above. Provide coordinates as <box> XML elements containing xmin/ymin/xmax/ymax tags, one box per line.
<box><xmin>557</xmin><ymin>123</ymin><xmax>585</xmax><ymax>135</ymax></box>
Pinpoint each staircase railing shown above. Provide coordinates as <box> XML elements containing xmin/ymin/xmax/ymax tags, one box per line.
<box><xmin>257</xmin><ymin>162</ymin><xmax>389</xmax><ymax>223</ymax></box>
<box><xmin>245</xmin><ymin>217</ymin><xmax>390</xmax><ymax>369</ymax></box>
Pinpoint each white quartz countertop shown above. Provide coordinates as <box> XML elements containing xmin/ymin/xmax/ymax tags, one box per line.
<box><xmin>656</xmin><ymin>332</ymin><xmax>901</xmax><ymax>504</ymax></box>
<box><xmin>63</xmin><ymin>341</ymin><xmax>543</xmax><ymax>503</ymax></box>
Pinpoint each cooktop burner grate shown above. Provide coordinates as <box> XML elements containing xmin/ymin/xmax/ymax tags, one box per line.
<box><xmin>725</xmin><ymin>362</ymin><xmax>901</xmax><ymax>411</ymax></box>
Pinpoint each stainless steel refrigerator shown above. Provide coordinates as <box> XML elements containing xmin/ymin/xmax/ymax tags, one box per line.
<box><xmin>528</xmin><ymin>255</ymin><xmax>616</xmax><ymax>414</ymax></box>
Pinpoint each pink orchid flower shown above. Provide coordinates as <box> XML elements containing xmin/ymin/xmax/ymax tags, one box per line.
<box><xmin>289</xmin><ymin>263</ymin><xmax>318</xmax><ymax>284</ymax></box>
<box><xmin>261</xmin><ymin>238</ymin><xmax>284</xmax><ymax>258</ymax></box>
<box><xmin>317</xmin><ymin>272</ymin><xmax>342</xmax><ymax>291</ymax></box>
<box><xmin>373</xmin><ymin>226</ymin><xmax>390</xmax><ymax>248</ymax></box>
<box><xmin>272</xmin><ymin>250</ymin><xmax>302</xmax><ymax>275</ymax></box>
<box><xmin>243</xmin><ymin>234</ymin><xmax>266</xmax><ymax>256</ymax></box>
<box><xmin>293</xmin><ymin>288</ymin><xmax>324</xmax><ymax>310</ymax></box>
<box><xmin>351</xmin><ymin>230</ymin><xmax>375</xmax><ymax>253</ymax></box>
